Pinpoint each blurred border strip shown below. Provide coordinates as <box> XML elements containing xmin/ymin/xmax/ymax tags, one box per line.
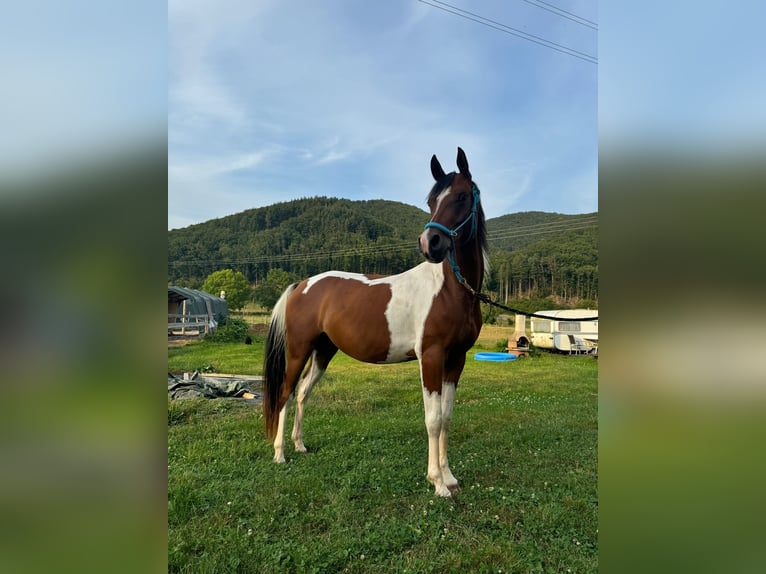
<box><xmin>600</xmin><ymin>1</ymin><xmax>766</xmax><ymax>572</ymax></box>
<box><xmin>0</xmin><ymin>1</ymin><xmax>167</xmax><ymax>572</ymax></box>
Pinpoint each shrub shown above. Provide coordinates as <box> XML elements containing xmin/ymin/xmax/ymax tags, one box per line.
<box><xmin>207</xmin><ymin>317</ymin><xmax>249</xmax><ymax>343</ymax></box>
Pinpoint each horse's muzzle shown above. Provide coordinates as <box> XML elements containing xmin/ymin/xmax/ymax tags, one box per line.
<box><xmin>419</xmin><ymin>228</ymin><xmax>449</xmax><ymax>263</ymax></box>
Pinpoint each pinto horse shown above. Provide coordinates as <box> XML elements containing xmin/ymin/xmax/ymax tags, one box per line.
<box><xmin>263</xmin><ymin>147</ymin><xmax>487</xmax><ymax>497</ymax></box>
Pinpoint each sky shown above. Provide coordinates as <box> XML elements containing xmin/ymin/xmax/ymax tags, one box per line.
<box><xmin>168</xmin><ymin>0</ymin><xmax>598</xmax><ymax>230</ymax></box>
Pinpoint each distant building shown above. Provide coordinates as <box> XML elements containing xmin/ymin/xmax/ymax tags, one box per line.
<box><xmin>168</xmin><ymin>287</ymin><xmax>228</xmax><ymax>337</ymax></box>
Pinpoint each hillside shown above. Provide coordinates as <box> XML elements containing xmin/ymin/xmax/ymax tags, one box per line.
<box><xmin>486</xmin><ymin>211</ymin><xmax>598</xmax><ymax>252</ymax></box>
<box><xmin>168</xmin><ymin>197</ymin><xmax>429</xmax><ymax>285</ymax></box>
<box><xmin>168</xmin><ymin>197</ymin><xmax>598</xmax><ymax>303</ymax></box>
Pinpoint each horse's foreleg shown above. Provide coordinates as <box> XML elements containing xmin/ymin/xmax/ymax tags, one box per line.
<box><xmin>439</xmin><ymin>381</ymin><xmax>459</xmax><ymax>493</ymax></box>
<box><xmin>421</xmin><ymin>351</ymin><xmax>451</xmax><ymax>497</ymax></box>
<box><xmin>422</xmin><ymin>385</ymin><xmax>451</xmax><ymax>497</ymax></box>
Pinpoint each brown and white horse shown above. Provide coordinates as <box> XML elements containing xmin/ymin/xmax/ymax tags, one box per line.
<box><xmin>263</xmin><ymin>147</ymin><xmax>487</xmax><ymax>497</ymax></box>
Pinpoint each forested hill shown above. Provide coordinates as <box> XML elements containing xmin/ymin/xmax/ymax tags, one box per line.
<box><xmin>169</xmin><ymin>197</ymin><xmax>428</xmax><ymax>284</ymax></box>
<box><xmin>486</xmin><ymin>211</ymin><xmax>598</xmax><ymax>252</ymax></box>
<box><xmin>168</xmin><ymin>197</ymin><xmax>598</xmax><ymax>304</ymax></box>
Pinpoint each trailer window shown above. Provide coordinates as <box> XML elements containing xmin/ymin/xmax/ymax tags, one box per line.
<box><xmin>532</xmin><ymin>320</ymin><xmax>551</xmax><ymax>333</ymax></box>
<box><xmin>558</xmin><ymin>321</ymin><xmax>581</xmax><ymax>331</ymax></box>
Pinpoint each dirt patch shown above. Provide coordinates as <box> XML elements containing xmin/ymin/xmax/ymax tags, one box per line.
<box><xmin>168</xmin><ymin>336</ymin><xmax>200</xmax><ymax>347</ymax></box>
<box><xmin>248</xmin><ymin>323</ymin><xmax>269</xmax><ymax>336</ymax></box>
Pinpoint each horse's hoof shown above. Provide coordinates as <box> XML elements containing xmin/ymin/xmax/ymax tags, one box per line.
<box><xmin>294</xmin><ymin>444</ymin><xmax>308</xmax><ymax>453</ymax></box>
<box><xmin>434</xmin><ymin>484</ymin><xmax>453</xmax><ymax>497</ymax></box>
<box><xmin>447</xmin><ymin>483</ymin><xmax>460</xmax><ymax>494</ymax></box>
<box><xmin>274</xmin><ymin>455</ymin><xmax>286</xmax><ymax>463</ymax></box>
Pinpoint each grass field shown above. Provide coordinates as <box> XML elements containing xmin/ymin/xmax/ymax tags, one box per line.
<box><xmin>168</xmin><ymin>329</ymin><xmax>597</xmax><ymax>573</ymax></box>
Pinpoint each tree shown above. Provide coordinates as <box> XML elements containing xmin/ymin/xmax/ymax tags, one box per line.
<box><xmin>201</xmin><ymin>269</ymin><xmax>251</xmax><ymax>311</ymax></box>
<box><xmin>255</xmin><ymin>268</ymin><xmax>294</xmax><ymax>310</ymax></box>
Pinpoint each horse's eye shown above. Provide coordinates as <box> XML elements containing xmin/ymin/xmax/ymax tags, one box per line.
<box><xmin>457</xmin><ymin>192</ymin><xmax>467</xmax><ymax>202</ymax></box>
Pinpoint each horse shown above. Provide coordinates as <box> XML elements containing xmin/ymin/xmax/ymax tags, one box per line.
<box><xmin>262</xmin><ymin>147</ymin><xmax>487</xmax><ymax>497</ymax></box>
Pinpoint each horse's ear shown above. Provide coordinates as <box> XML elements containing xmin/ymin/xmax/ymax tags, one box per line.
<box><xmin>456</xmin><ymin>147</ymin><xmax>471</xmax><ymax>180</ymax></box>
<box><xmin>431</xmin><ymin>155</ymin><xmax>446</xmax><ymax>181</ymax></box>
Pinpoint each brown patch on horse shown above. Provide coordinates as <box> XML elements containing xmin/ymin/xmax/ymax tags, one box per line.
<box><xmin>288</xmin><ymin>275</ymin><xmax>394</xmax><ymax>364</ymax></box>
<box><xmin>419</xmin><ymin>283</ymin><xmax>482</xmax><ymax>394</ymax></box>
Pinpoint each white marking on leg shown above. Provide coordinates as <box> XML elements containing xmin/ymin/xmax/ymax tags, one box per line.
<box><xmin>273</xmin><ymin>395</ymin><xmax>292</xmax><ymax>463</ymax></box>
<box><xmin>439</xmin><ymin>382</ymin><xmax>458</xmax><ymax>491</ymax></box>
<box><xmin>291</xmin><ymin>354</ymin><xmax>325</xmax><ymax>453</ymax></box>
<box><xmin>423</xmin><ymin>386</ymin><xmax>450</xmax><ymax>497</ymax></box>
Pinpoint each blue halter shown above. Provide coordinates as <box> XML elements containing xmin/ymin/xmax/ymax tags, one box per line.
<box><xmin>423</xmin><ymin>184</ymin><xmax>480</xmax><ymax>284</ymax></box>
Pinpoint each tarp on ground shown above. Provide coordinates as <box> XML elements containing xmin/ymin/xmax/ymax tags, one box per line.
<box><xmin>168</xmin><ymin>372</ymin><xmax>262</xmax><ymax>402</ymax></box>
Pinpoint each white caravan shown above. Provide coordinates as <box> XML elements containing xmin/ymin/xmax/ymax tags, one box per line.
<box><xmin>530</xmin><ymin>309</ymin><xmax>598</xmax><ymax>354</ymax></box>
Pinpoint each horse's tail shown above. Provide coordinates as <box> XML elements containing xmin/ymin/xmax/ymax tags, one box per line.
<box><xmin>263</xmin><ymin>283</ymin><xmax>297</xmax><ymax>439</ymax></box>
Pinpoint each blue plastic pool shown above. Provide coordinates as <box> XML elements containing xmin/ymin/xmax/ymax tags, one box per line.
<box><xmin>474</xmin><ymin>352</ymin><xmax>517</xmax><ymax>362</ymax></box>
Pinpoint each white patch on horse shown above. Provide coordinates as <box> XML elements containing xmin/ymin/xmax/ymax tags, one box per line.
<box><xmin>302</xmin><ymin>270</ymin><xmax>380</xmax><ymax>294</ymax></box>
<box><xmin>435</xmin><ymin>186</ymin><xmax>451</xmax><ymax>211</ymax></box>
<box><xmin>383</xmin><ymin>262</ymin><xmax>445</xmax><ymax>362</ymax></box>
<box><xmin>427</xmin><ymin>186</ymin><xmax>452</xmax><ymax>226</ymax></box>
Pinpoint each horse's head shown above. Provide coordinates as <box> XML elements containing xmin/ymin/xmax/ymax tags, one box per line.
<box><xmin>419</xmin><ymin>147</ymin><xmax>480</xmax><ymax>264</ymax></box>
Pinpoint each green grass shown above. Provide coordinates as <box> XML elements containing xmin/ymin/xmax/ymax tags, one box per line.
<box><xmin>168</xmin><ymin>339</ymin><xmax>597</xmax><ymax>573</ymax></box>
<box><xmin>168</xmin><ymin>337</ymin><xmax>265</xmax><ymax>375</ymax></box>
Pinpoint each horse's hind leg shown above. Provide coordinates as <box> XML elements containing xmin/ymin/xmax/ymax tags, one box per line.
<box><xmin>273</xmin><ymin>345</ymin><xmax>312</xmax><ymax>463</ymax></box>
<box><xmin>273</xmin><ymin>395</ymin><xmax>292</xmax><ymax>463</ymax></box>
<box><xmin>292</xmin><ymin>337</ymin><xmax>337</xmax><ymax>453</ymax></box>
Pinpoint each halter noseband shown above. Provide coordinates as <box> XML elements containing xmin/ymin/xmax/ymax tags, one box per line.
<box><xmin>423</xmin><ymin>184</ymin><xmax>480</xmax><ymax>284</ymax></box>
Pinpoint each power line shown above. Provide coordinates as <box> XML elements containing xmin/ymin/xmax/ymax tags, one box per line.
<box><xmin>169</xmin><ymin>240</ymin><xmax>419</xmax><ymax>267</ymax></box>
<box><xmin>488</xmin><ymin>222</ymin><xmax>597</xmax><ymax>242</ymax></box>
<box><xmin>519</xmin><ymin>0</ymin><xmax>597</xmax><ymax>30</ymax></box>
<box><xmin>169</xmin><ymin>219</ymin><xmax>598</xmax><ymax>266</ymax></box>
<box><xmin>168</xmin><ymin>218</ymin><xmax>597</xmax><ymax>267</ymax></box>
<box><xmin>424</xmin><ymin>0</ymin><xmax>596</xmax><ymax>61</ymax></box>
<box><xmin>487</xmin><ymin>215</ymin><xmax>598</xmax><ymax>237</ymax></box>
<box><xmin>417</xmin><ymin>0</ymin><xmax>597</xmax><ymax>64</ymax></box>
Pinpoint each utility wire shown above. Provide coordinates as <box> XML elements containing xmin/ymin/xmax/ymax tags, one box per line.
<box><xmin>417</xmin><ymin>0</ymin><xmax>597</xmax><ymax>64</ymax></box>
<box><xmin>424</xmin><ymin>0</ymin><xmax>596</xmax><ymax>60</ymax></box>
<box><xmin>169</xmin><ymin>218</ymin><xmax>597</xmax><ymax>267</ymax></box>
<box><xmin>519</xmin><ymin>0</ymin><xmax>597</xmax><ymax>30</ymax></box>
<box><xmin>488</xmin><ymin>222</ymin><xmax>596</xmax><ymax>241</ymax></box>
<box><xmin>170</xmin><ymin>218</ymin><xmax>599</xmax><ymax>266</ymax></box>
<box><xmin>487</xmin><ymin>215</ymin><xmax>598</xmax><ymax>237</ymax></box>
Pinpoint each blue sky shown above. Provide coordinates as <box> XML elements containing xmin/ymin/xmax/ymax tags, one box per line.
<box><xmin>168</xmin><ymin>0</ymin><xmax>597</xmax><ymax>230</ymax></box>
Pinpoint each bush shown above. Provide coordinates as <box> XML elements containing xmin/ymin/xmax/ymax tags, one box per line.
<box><xmin>207</xmin><ymin>317</ymin><xmax>249</xmax><ymax>343</ymax></box>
